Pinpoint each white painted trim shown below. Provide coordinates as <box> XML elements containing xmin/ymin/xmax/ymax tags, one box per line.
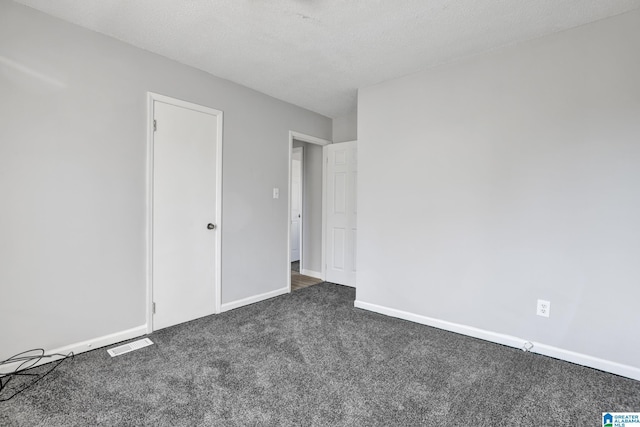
<box><xmin>290</xmin><ymin>131</ymin><xmax>331</xmax><ymax>147</ymax></box>
<box><xmin>354</xmin><ymin>300</ymin><xmax>522</xmax><ymax>347</ymax></box>
<box><xmin>0</xmin><ymin>325</ymin><xmax>147</xmax><ymax>375</ymax></box>
<box><xmin>146</xmin><ymin>94</ymin><xmax>155</xmax><ymax>334</ymax></box>
<box><xmin>214</xmin><ymin>105</ymin><xmax>224</xmax><ymax>316</ymax></box>
<box><xmin>288</xmin><ymin>131</ymin><xmax>331</xmax><ymax>292</ymax></box>
<box><xmin>149</xmin><ymin>92</ymin><xmax>223</xmax><ymax>116</ymax></box>
<box><xmin>220</xmin><ymin>287</ymin><xmax>289</xmax><ymax>313</ymax></box>
<box><xmin>287</xmin><ymin>137</ymin><xmax>292</xmax><ymax>293</ymax></box>
<box><xmin>533</xmin><ymin>342</ymin><xmax>640</xmax><ymax>381</ymax></box>
<box><xmin>354</xmin><ymin>300</ymin><xmax>640</xmax><ymax>381</ymax></box>
<box><xmin>301</xmin><ymin>269</ymin><xmax>322</xmax><ymax>279</ymax></box>
<box><xmin>292</xmin><ymin>146</ymin><xmax>304</xmax><ymax>268</ymax></box>
<box><xmin>147</xmin><ymin>92</ymin><xmax>224</xmax><ymax>334</ymax></box>
<box><xmin>321</xmin><ymin>145</ymin><xmax>328</xmax><ymax>282</ymax></box>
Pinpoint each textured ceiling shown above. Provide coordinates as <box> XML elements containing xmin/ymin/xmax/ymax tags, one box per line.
<box><xmin>11</xmin><ymin>0</ymin><xmax>640</xmax><ymax>118</ymax></box>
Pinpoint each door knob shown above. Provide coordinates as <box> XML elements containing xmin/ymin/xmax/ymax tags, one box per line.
<box><xmin>207</xmin><ymin>223</ymin><xmax>216</xmax><ymax>230</ymax></box>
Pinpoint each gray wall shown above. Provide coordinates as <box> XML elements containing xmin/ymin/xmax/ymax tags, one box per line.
<box><xmin>357</xmin><ymin>9</ymin><xmax>640</xmax><ymax>368</ymax></box>
<box><xmin>292</xmin><ymin>140</ymin><xmax>323</xmax><ymax>274</ymax></box>
<box><xmin>0</xmin><ymin>0</ymin><xmax>331</xmax><ymax>360</ymax></box>
<box><xmin>332</xmin><ymin>109</ymin><xmax>357</xmax><ymax>143</ymax></box>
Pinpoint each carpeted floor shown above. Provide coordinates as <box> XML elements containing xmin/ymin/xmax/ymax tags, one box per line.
<box><xmin>1</xmin><ymin>283</ymin><xmax>639</xmax><ymax>426</ymax></box>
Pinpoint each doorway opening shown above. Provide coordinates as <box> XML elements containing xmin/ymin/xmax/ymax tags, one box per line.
<box><xmin>288</xmin><ymin>131</ymin><xmax>330</xmax><ymax>291</ymax></box>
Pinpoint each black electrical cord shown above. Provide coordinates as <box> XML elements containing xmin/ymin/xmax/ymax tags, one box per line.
<box><xmin>0</xmin><ymin>349</ymin><xmax>74</xmax><ymax>402</ymax></box>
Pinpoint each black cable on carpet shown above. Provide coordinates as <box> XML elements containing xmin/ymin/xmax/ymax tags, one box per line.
<box><xmin>0</xmin><ymin>349</ymin><xmax>74</xmax><ymax>402</ymax></box>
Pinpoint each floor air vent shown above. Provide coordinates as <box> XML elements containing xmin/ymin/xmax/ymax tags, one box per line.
<box><xmin>107</xmin><ymin>338</ymin><xmax>154</xmax><ymax>357</ymax></box>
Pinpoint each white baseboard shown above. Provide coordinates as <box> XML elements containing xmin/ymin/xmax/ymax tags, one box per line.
<box><xmin>532</xmin><ymin>342</ymin><xmax>640</xmax><ymax>381</ymax></box>
<box><xmin>220</xmin><ymin>286</ymin><xmax>289</xmax><ymax>313</ymax></box>
<box><xmin>301</xmin><ymin>269</ymin><xmax>322</xmax><ymax>280</ymax></box>
<box><xmin>0</xmin><ymin>325</ymin><xmax>147</xmax><ymax>375</ymax></box>
<box><xmin>354</xmin><ymin>300</ymin><xmax>640</xmax><ymax>381</ymax></box>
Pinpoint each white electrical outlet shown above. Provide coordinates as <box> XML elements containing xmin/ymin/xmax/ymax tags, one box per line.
<box><xmin>273</xmin><ymin>188</ymin><xmax>279</xmax><ymax>199</ymax></box>
<box><xmin>536</xmin><ymin>299</ymin><xmax>551</xmax><ymax>317</ymax></box>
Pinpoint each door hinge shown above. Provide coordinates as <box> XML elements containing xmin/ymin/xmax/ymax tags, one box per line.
<box><xmin>153</xmin><ymin>119</ymin><xmax>157</xmax><ymax>132</ymax></box>
<box><xmin>152</xmin><ymin>302</ymin><xmax>156</xmax><ymax>314</ymax></box>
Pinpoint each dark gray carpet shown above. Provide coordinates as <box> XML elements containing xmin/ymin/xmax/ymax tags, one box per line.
<box><xmin>291</xmin><ymin>261</ymin><xmax>300</xmax><ymax>272</ymax></box>
<box><xmin>2</xmin><ymin>283</ymin><xmax>639</xmax><ymax>426</ymax></box>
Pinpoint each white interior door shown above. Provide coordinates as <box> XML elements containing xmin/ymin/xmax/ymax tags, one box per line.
<box><xmin>152</xmin><ymin>99</ymin><xmax>220</xmax><ymax>331</ymax></box>
<box><xmin>325</xmin><ymin>141</ymin><xmax>357</xmax><ymax>286</ymax></box>
<box><xmin>290</xmin><ymin>147</ymin><xmax>303</xmax><ymax>263</ymax></box>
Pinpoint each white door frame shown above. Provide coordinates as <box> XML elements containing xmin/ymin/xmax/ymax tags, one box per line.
<box><xmin>290</xmin><ymin>146</ymin><xmax>303</xmax><ymax>264</ymax></box>
<box><xmin>287</xmin><ymin>131</ymin><xmax>331</xmax><ymax>292</ymax></box>
<box><xmin>146</xmin><ymin>92</ymin><xmax>223</xmax><ymax>333</ymax></box>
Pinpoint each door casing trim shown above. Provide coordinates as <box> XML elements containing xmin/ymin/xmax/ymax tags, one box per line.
<box><xmin>287</xmin><ymin>131</ymin><xmax>331</xmax><ymax>293</ymax></box>
<box><xmin>291</xmin><ymin>146</ymin><xmax>304</xmax><ymax>267</ymax></box>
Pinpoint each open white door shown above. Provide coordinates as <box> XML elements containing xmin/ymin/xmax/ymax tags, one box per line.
<box><xmin>325</xmin><ymin>141</ymin><xmax>357</xmax><ymax>286</ymax></box>
<box><xmin>290</xmin><ymin>147</ymin><xmax>303</xmax><ymax>263</ymax></box>
<box><xmin>151</xmin><ymin>95</ymin><xmax>222</xmax><ymax>331</ymax></box>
